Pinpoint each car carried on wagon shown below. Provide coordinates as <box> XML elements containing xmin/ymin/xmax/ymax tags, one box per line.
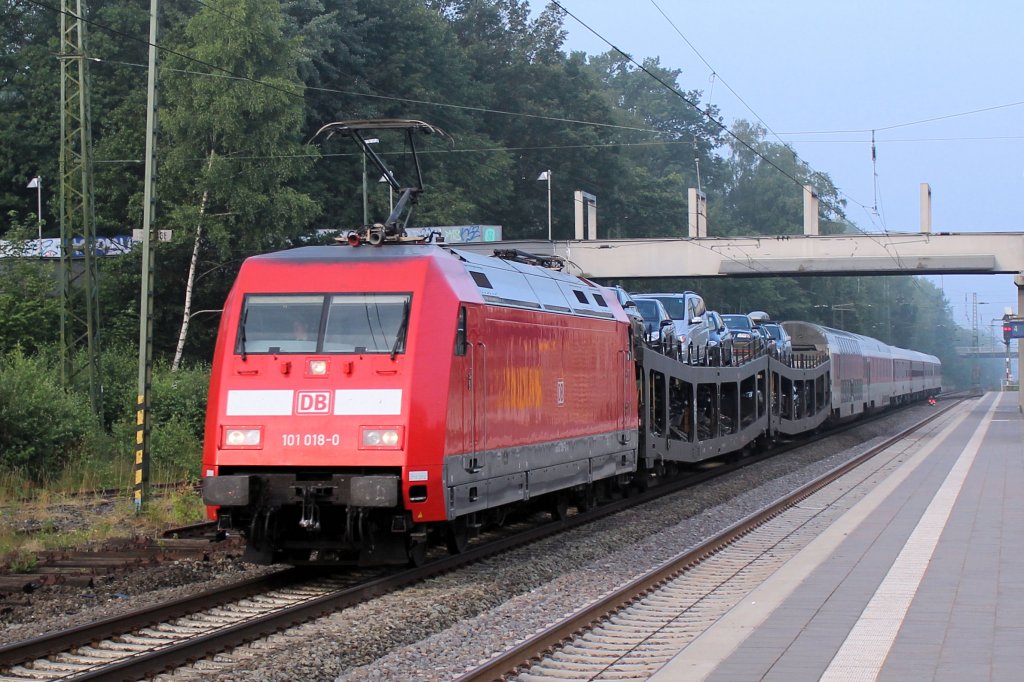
<box><xmin>637</xmin><ymin>291</ymin><xmax>712</xmax><ymax>363</ymax></box>
<box><xmin>632</xmin><ymin>296</ymin><xmax>681</xmax><ymax>357</ymax></box>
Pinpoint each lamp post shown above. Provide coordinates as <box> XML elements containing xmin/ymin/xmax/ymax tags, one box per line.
<box><xmin>26</xmin><ymin>176</ymin><xmax>41</xmax><ymax>257</ymax></box>
<box><xmin>362</xmin><ymin>138</ymin><xmax>380</xmax><ymax>226</ymax></box>
<box><xmin>537</xmin><ymin>170</ymin><xmax>551</xmax><ymax>241</ymax></box>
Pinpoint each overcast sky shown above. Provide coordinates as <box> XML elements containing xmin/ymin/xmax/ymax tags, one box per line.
<box><xmin>546</xmin><ymin>0</ymin><xmax>1022</xmax><ymax>338</ymax></box>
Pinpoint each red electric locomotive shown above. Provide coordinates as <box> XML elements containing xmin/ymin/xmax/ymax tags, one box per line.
<box><xmin>202</xmin><ymin>243</ymin><xmax>638</xmax><ymax>564</ymax></box>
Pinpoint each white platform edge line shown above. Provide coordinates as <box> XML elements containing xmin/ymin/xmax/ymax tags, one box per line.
<box><xmin>820</xmin><ymin>393</ymin><xmax>1002</xmax><ymax>681</ymax></box>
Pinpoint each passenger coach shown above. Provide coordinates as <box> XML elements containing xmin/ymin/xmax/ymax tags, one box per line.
<box><xmin>783</xmin><ymin>321</ymin><xmax>941</xmax><ymax>419</ymax></box>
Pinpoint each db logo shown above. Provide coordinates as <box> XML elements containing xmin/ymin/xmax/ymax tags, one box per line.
<box><xmin>295</xmin><ymin>391</ymin><xmax>331</xmax><ymax>414</ymax></box>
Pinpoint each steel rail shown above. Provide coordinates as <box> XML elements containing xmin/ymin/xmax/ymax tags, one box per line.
<box><xmin>0</xmin><ymin>568</ymin><xmax>310</xmax><ymax>667</ymax></box>
<box><xmin>0</xmin><ymin>398</ymin><xmax>959</xmax><ymax>680</ymax></box>
<box><xmin>454</xmin><ymin>397</ymin><xmax>964</xmax><ymax>682</ymax></box>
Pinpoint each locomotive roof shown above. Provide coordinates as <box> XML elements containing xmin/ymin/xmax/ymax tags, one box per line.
<box><xmin>241</xmin><ymin>244</ymin><xmax>626</xmax><ymax>322</ymax></box>
<box><xmin>247</xmin><ymin>244</ymin><xmax>445</xmax><ymax>263</ymax></box>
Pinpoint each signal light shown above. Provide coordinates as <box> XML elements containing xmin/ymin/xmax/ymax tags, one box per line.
<box><xmin>1004</xmin><ymin>324</ymin><xmax>1013</xmax><ymax>344</ymax></box>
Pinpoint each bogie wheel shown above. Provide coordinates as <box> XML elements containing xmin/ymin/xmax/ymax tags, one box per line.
<box><xmin>446</xmin><ymin>516</ymin><xmax>470</xmax><ymax>555</ymax></box>
<box><xmin>549</xmin><ymin>492</ymin><xmax>569</xmax><ymax>521</ymax></box>
<box><xmin>575</xmin><ymin>484</ymin><xmax>598</xmax><ymax>513</ymax></box>
<box><xmin>407</xmin><ymin>536</ymin><xmax>428</xmax><ymax>567</ymax></box>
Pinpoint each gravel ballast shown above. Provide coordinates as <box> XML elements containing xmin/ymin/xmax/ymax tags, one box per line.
<box><xmin>1</xmin><ymin>403</ymin><xmax>947</xmax><ymax>681</ymax></box>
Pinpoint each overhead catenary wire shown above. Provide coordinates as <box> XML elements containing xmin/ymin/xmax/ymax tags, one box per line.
<box><xmin>548</xmin><ymin>0</ymin><xmax>914</xmax><ymax>271</ymax></box>
<box><xmin>647</xmin><ymin>0</ymin><xmax>789</xmax><ymax>150</ymax></box>
<box><xmin>29</xmin><ymin>0</ymin><xmax>954</xmax><ymax>272</ymax></box>
<box><xmin>548</xmin><ymin>0</ymin><xmax>810</xmax><ymax>196</ymax></box>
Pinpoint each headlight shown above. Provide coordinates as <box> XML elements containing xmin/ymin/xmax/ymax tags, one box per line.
<box><xmin>360</xmin><ymin>427</ymin><xmax>403</xmax><ymax>449</ymax></box>
<box><xmin>307</xmin><ymin>359</ymin><xmax>328</xmax><ymax>376</ymax></box>
<box><xmin>223</xmin><ymin>427</ymin><xmax>262</xmax><ymax>448</ymax></box>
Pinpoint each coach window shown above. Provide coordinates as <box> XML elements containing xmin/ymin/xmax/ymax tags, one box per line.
<box><xmin>780</xmin><ymin>376</ymin><xmax>794</xmax><ymax>420</ymax></box>
<box><xmin>756</xmin><ymin>370</ymin><xmax>767</xmax><ymax>417</ymax></box>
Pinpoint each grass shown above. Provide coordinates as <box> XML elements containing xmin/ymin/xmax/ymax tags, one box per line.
<box><xmin>0</xmin><ymin>465</ymin><xmax>208</xmax><ymax>572</ymax></box>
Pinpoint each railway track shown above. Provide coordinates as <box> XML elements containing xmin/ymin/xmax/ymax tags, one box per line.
<box><xmin>0</xmin><ymin>399</ymin><xmax>960</xmax><ymax>681</ymax></box>
<box><xmin>454</xmin><ymin>395</ymin><xmax>965</xmax><ymax>681</ymax></box>
<box><xmin>0</xmin><ymin>524</ymin><xmax>239</xmax><ymax>597</ymax></box>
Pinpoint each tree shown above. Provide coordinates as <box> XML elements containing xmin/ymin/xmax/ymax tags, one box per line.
<box><xmin>0</xmin><ymin>221</ymin><xmax>60</xmax><ymax>353</ymax></box>
<box><xmin>158</xmin><ymin>0</ymin><xmax>319</xmax><ymax>369</ymax></box>
<box><xmin>0</xmin><ymin>1</ymin><xmax>58</xmax><ymax>226</ymax></box>
<box><xmin>582</xmin><ymin>52</ymin><xmax>725</xmax><ymax>238</ymax></box>
<box><xmin>719</xmin><ymin>120</ymin><xmax>850</xmax><ymax>237</ymax></box>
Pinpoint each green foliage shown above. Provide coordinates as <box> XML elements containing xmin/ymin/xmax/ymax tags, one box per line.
<box><xmin>159</xmin><ymin>0</ymin><xmax>319</xmax><ymax>257</ymax></box>
<box><xmin>169</xmin><ymin>487</ymin><xmax>207</xmax><ymax>525</ymax></box>
<box><xmin>150</xmin><ymin>363</ymin><xmax>210</xmax><ymax>437</ymax></box>
<box><xmin>105</xmin><ymin>360</ymin><xmax>209</xmax><ymax>480</ymax></box>
<box><xmin>0</xmin><ymin>221</ymin><xmax>61</xmax><ymax>353</ymax></box>
<box><xmin>149</xmin><ymin>415</ymin><xmax>203</xmax><ymax>479</ymax></box>
<box><xmin>0</xmin><ymin>349</ymin><xmax>101</xmax><ymax>480</ymax></box>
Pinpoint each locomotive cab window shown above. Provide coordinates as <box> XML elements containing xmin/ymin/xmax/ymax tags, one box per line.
<box><xmin>236</xmin><ymin>293</ymin><xmax>412</xmax><ymax>355</ymax></box>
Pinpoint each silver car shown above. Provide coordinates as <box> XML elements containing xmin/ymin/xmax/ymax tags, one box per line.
<box><xmin>639</xmin><ymin>292</ymin><xmax>711</xmax><ymax>363</ymax></box>
<box><xmin>761</xmin><ymin>322</ymin><xmax>792</xmax><ymax>355</ymax></box>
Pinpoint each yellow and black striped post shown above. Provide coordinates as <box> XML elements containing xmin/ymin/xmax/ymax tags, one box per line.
<box><xmin>134</xmin><ymin>394</ymin><xmax>150</xmax><ymax>510</ymax></box>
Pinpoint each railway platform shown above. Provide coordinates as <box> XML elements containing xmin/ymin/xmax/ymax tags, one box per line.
<box><xmin>651</xmin><ymin>391</ymin><xmax>1023</xmax><ymax>681</ymax></box>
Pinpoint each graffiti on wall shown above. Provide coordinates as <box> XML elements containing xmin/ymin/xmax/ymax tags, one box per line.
<box><xmin>0</xmin><ymin>236</ymin><xmax>135</xmax><ymax>259</ymax></box>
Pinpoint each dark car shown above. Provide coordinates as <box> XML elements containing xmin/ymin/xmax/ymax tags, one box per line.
<box><xmin>641</xmin><ymin>292</ymin><xmax>712</xmax><ymax>363</ymax></box>
<box><xmin>721</xmin><ymin>313</ymin><xmax>761</xmax><ymax>356</ymax></box>
<box><xmin>633</xmin><ymin>296</ymin><xmax>681</xmax><ymax>357</ymax></box>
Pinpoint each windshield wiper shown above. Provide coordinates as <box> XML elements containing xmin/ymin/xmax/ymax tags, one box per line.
<box><xmin>390</xmin><ymin>300</ymin><xmax>410</xmax><ymax>361</ymax></box>
<box><xmin>239</xmin><ymin>308</ymin><xmax>248</xmax><ymax>361</ymax></box>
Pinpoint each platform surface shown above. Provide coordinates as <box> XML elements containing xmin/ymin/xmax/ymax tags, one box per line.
<box><xmin>651</xmin><ymin>392</ymin><xmax>1023</xmax><ymax>681</ymax></box>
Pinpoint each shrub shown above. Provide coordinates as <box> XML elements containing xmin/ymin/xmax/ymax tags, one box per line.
<box><xmin>98</xmin><ymin>343</ymin><xmax>143</xmax><ymax>429</ymax></box>
<box><xmin>149</xmin><ymin>414</ymin><xmax>202</xmax><ymax>480</ymax></box>
<box><xmin>0</xmin><ymin>222</ymin><xmax>61</xmax><ymax>355</ymax></box>
<box><xmin>150</xmin><ymin>361</ymin><xmax>210</xmax><ymax>441</ymax></box>
<box><xmin>0</xmin><ymin>348</ymin><xmax>100</xmax><ymax>480</ymax></box>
